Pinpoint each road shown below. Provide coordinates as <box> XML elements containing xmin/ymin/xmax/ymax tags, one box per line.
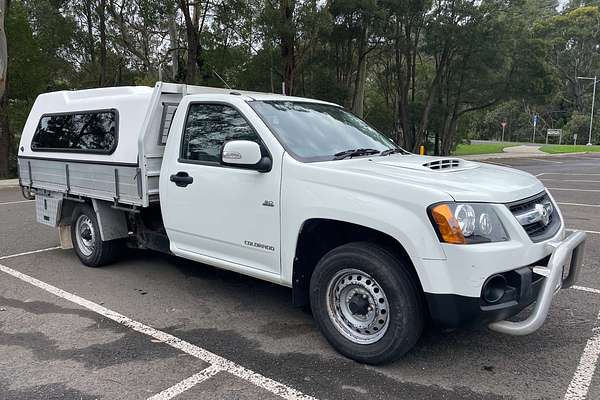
<box><xmin>0</xmin><ymin>153</ymin><xmax>599</xmax><ymax>400</ymax></box>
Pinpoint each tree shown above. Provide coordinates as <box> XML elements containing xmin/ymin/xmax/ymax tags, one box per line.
<box><xmin>0</xmin><ymin>0</ymin><xmax>9</xmax><ymax>178</ymax></box>
<box><xmin>178</xmin><ymin>0</ymin><xmax>211</xmax><ymax>84</ymax></box>
<box><xmin>98</xmin><ymin>0</ymin><xmax>107</xmax><ymax>85</ymax></box>
<box><xmin>1</xmin><ymin>0</ymin><xmax>598</xmax><ymax>178</ymax></box>
<box><xmin>534</xmin><ymin>6</ymin><xmax>600</xmax><ymax>112</ymax></box>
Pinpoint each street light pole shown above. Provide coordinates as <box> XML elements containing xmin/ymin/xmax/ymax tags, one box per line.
<box><xmin>577</xmin><ymin>76</ymin><xmax>597</xmax><ymax>146</ymax></box>
<box><xmin>589</xmin><ymin>76</ymin><xmax>596</xmax><ymax>146</ymax></box>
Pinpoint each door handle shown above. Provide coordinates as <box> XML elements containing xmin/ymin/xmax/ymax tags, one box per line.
<box><xmin>170</xmin><ymin>171</ymin><xmax>193</xmax><ymax>187</ymax></box>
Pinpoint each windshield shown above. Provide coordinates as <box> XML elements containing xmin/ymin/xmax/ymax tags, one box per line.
<box><xmin>249</xmin><ymin>101</ymin><xmax>403</xmax><ymax>161</ymax></box>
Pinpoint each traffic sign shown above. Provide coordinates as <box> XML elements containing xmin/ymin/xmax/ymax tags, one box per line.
<box><xmin>546</xmin><ymin>129</ymin><xmax>562</xmax><ymax>144</ymax></box>
<box><xmin>532</xmin><ymin>115</ymin><xmax>540</xmax><ymax>142</ymax></box>
<box><xmin>501</xmin><ymin>121</ymin><xmax>507</xmax><ymax>128</ymax></box>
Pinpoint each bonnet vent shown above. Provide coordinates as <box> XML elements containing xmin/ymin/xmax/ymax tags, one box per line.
<box><xmin>423</xmin><ymin>159</ymin><xmax>462</xmax><ymax>170</ymax></box>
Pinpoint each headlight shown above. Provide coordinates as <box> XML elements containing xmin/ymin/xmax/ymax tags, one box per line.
<box><xmin>428</xmin><ymin>203</ymin><xmax>509</xmax><ymax>244</ymax></box>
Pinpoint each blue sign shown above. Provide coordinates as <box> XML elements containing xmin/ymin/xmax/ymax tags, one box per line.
<box><xmin>533</xmin><ymin>115</ymin><xmax>540</xmax><ymax>126</ymax></box>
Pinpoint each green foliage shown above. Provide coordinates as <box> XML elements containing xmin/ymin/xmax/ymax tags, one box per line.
<box><xmin>563</xmin><ymin>113</ymin><xmax>592</xmax><ymax>137</ymax></box>
<box><xmin>5</xmin><ymin>1</ymin><xmax>50</xmax><ymax>100</ymax></box>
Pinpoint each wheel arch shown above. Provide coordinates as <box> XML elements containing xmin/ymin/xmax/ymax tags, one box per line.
<box><xmin>291</xmin><ymin>218</ymin><xmax>425</xmax><ymax>307</ymax></box>
<box><xmin>59</xmin><ymin>198</ymin><xmax>128</xmax><ymax>242</ymax></box>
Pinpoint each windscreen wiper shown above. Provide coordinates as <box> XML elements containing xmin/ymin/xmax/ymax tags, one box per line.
<box><xmin>380</xmin><ymin>148</ymin><xmax>404</xmax><ymax>156</ymax></box>
<box><xmin>333</xmin><ymin>148</ymin><xmax>381</xmax><ymax>160</ymax></box>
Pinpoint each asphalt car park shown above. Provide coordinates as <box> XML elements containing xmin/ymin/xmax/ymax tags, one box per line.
<box><xmin>0</xmin><ymin>153</ymin><xmax>599</xmax><ymax>400</ymax></box>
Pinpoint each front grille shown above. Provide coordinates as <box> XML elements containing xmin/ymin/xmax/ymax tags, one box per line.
<box><xmin>507</xmin><ymin>192</ymin><xmax>561</xmax><ymax>243</ymax></box>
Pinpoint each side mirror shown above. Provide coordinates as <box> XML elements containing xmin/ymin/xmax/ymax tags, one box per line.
<box><xmin>220</xmin><ymin>140</ymin><xmax>272</xmax><ymax>173</ymax></box>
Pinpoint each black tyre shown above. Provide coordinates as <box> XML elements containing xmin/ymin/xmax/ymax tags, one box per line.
<box><xmin>71</xmin><ymin>204</ymin><xmax>123</xmax><ymax>267</ymax></box>
<box><xmin>309</xmin><ymin>242</ymin><xmax>424</xmax><ymax>365</ymax></box>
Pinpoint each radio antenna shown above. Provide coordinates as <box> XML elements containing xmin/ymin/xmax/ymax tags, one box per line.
<box><xmin>213</xmin><ymin>70</ymin><xmax>232</xmax><ymax>90</ymax></box>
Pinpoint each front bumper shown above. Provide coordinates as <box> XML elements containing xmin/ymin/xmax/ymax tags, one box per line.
<box><xmin>425</xmin><ymin>230</ymin><xmax>586</xmax><ymax>333</ymax></box>
<box><xmin>487</xmin><ymin>230</ymin><xmax>586</xmax><ymax>335</ymax></box>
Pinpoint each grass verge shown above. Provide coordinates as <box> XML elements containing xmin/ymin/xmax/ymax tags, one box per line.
<box><xmin>540</xmin><ymin>144</ymin><xmax>600</xmax><ymax>154</ymax></box>
<box><xmin>452</xmin><ymin>143</ymin><xmax>518</xmax><ymax>156</ymax></box>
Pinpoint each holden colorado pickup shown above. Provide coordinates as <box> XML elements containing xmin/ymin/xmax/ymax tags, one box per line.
<box><xmin>17</xmin><ymin>82</ymin><xmax>587</xmax><ymax>364</ymax></box>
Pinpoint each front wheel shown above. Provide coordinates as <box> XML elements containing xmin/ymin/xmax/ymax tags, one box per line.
<box><xmin>71</xmin><ymin>204</ymin><xmax>123</xmax><ymax>267</ymax></box>
<box><xmin>309</xmin><ymin>242</ymin><xmax>424</xmax><ymax>365</ymax></box>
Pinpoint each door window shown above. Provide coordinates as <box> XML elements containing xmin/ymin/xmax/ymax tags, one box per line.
<box><xmin>180</xmin><ymin>104</ymin><xmax>259</xmax><ymax>163</ymax></box>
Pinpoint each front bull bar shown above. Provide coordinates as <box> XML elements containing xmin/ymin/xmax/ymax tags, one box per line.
<box><xmin>488</xmin><ymin>230</ymin><xmax>587</xmax><ymax>336</ymax></box>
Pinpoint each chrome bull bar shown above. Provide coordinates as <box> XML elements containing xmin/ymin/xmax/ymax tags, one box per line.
<box><xmin>488</xmin><ymin>230</ymin><xmax>587</xmax><ymax>336</ymax></box>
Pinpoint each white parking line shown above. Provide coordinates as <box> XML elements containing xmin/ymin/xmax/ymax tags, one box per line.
<box><xmin>0</xmin><ymin>247</ymin><xmax>61</xmax><ymax>260</ymax></box>
<box><xmin>0</xmin><ymin>260</ymin><xmax>316</xmax><ymax>400</ymax></box>
<box><xmin>573</xmin><ymin>286</ymin><xmax>600</xmax><ymax>295</ymax></box>
<box><xmin>548</xmin><ymin>187</ymin><xmax>600</xmax><ymax>193</ymax></box>
<box><xmin>540</xmin><ymin>173</ymin><xmax>600</xmax><ymax>176</ymax></box>
<box><xmin>564</xmin><ymin>312</ymin><xmax>600</xmax><ymax>400</ymax></box>
<box><xmin>147</xmin><ymin>365</ymin><xmax>222</xmax><ymax>400</ymax></box>
<box><xmin>542</xmin><ymin>179</ymin><xmax>600</xmax><ymax>183</ymax></box>
<box><xmin>482</xmin><ymin>161</ymin><xmax>514</xmax><ymax>167</ymax></box>
<box><xmin>556</xmin><ymin>156</ymin><xmax>591</xmax><ymax>161</ymax></box>
<box><xmin>559</xmin><ymin>203</ymin><xmax>600</xmax><ymax>208</ymax></box>
<box><xmin>568</xmin><ymin>229</ymin><xmax>600</xmax><ymax>235</ymax></box>
<box><xmin>523</xmin><ymin>158</ymin><xmax>563</xmax><ymax>164</ymax></box>
<box><xmin>0</xmin><ymin>200</ymin><xmax>35</xmax><ymax>206</ymax></box>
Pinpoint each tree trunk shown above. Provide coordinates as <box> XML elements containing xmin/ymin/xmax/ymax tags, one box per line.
<box><xmin>0</xmin><ymin>95</ymin><xmax>8</xmax><ymax>179</ymax></box>
<box><xmin>351</xmin><ymin>23</ymin><xmax>369</xmax><ymax>117</ymax></box>
<box><xmin>168</xmin><ymin>8</ymin><xmax>179</xmax><ymax>82</ymax></box>
<box><xmin>98</xmin><ymin>0</ymin><xmax>107</xmax><ymax>86</ymax></box>
<box><xmin>416</xmin><ymin>45</ymin><xmax>450</xmax><ymax>152</ymax></box>
<box><xmin>84</xmin><ymin>0</ymin><xmax>95</xmax><ymax>64</ymax></box>
<box><xmin>0</xmin><ymin>0</ymin><xmax>9</xmax><ymax>178</ymax></box>
<box><xmin>440</xmin><ymin>113</ymin><xmax>459</xmax><ymax>155</ymax></box>
<box><xmin>394</xmin><ymin>32</ymin><xmax>411</xmax><ymax>150</ymax></box>
<box><xmin>280</xmin><ymin>0</ymin><xmax>295</xmax><ymax>95</ymax></box>
<box><xmin>179</xmin><ymin>0</ymin><xmax>201</xmax><ymax>84</ymax></box>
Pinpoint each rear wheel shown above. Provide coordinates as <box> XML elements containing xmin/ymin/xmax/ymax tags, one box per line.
<box><xmin>71</xmin><ymin>205</ymin><xmax>123</xmax><ymax>267</ymax></box>
<box><xmin>309</xmin><ymin>242</ymin><xmax>424</xmax><ymax>365</ymax></box>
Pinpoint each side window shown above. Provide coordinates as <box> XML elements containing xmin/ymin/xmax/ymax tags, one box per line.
<box><xmin>180</xmin><ymin>103</ymin><xmax>260</xmax><ymax>163</ymax></box>
<box><xmin>32</xmin><ymin>110</ymin><xmax>117</xmax><ymax>153</ymax></box>
<box><xmin>159</xmin><ymin>103</ymin><xmax>178</xmax><ymax>145</ymax></box>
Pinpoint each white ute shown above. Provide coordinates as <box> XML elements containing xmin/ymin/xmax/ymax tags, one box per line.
<box><xmin>18</xmin><ymin>82</ymin><xmax>587</xmax><ymax>364</ymax></box>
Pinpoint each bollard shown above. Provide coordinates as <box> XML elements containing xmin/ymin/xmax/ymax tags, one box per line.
<box><xmin>419</xmin><ymin>145</ymin><xmax>425</xmax><ymax>155</ymax></box>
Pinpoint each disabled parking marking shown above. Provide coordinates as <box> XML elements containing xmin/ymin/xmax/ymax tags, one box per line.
<box><xmin>0</xmin><ymin>257</ymin><xmax>317</xmax><ymax>400</ymax></box>
<box><xmin>147</xmin><ymin>365</ymin><xmax>223</xmax><ymax>400</ymax></box>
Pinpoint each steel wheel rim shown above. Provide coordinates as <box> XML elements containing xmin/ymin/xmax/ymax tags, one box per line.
<box><xmin>326</xmin><ymin>268</ymin><xmax>390</xmax><ymax>345</ymax></box>
<box><xmin>75</xmin><ymin>215</ymin><xmax>96</xmax><ymax>257</ymax></box>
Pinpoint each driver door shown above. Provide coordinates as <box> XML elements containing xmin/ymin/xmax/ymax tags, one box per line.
<box><xmin>161</xmin><ymin>99</ymin><xmax>281</xmax><ymax>276</ymax></box>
